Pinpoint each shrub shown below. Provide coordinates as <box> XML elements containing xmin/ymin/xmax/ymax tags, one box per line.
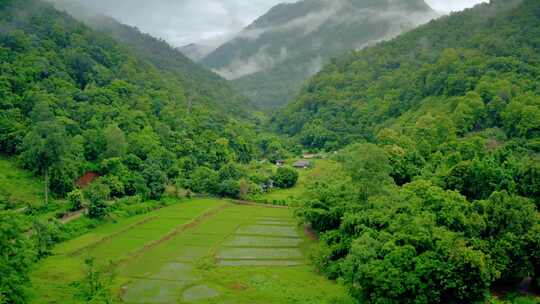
<box><xmin>273</xmin><ymin>167</ymin><xmax>299</xmax><ymax>188</ymax></box>
<box><xmin>67</xmin><ymin>189</ymin><xmax>84</xmax><ymax>211</ymax></box>
<box><xmin>76</xmin><ymin>258</ymin><xmax>115</xmax><ymax>303</ymax></box>
<box><xmin>85</xmin><ymin>180</ymin><xmax>110</xmax><ymax>219</ymax></box>
<box><xmin>142</xmin><ymin>163</ymin><xmax>166</xmax><ymax>200</ymax></box>
<box><xmin>100</xmin><ymin>175</ymin><xmax>125</xmax><ymax>198</ymax></box>
<box><xmin>218</xmin><ymin>179</ymin><xmax>240</xmax><ymax>198</ymax></box>
<box><xmin>188</xmin><ymin>167</ymin><xmax>220</xmax><ymax>194</ymax></box>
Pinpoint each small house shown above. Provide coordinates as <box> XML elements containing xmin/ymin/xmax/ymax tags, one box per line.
<box><xmin>276</xmin><ymin>160</ymin><xmax>285</xmax><ymax>166</ymax></box>
<box><xmin>293</xmin><ymin>160</ymin><xmax>311</xmax><ymax>169</ymax></box>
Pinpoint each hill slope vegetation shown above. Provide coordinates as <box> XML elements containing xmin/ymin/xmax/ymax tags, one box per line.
<box><xmin>277</xmin><ymin>0</ymin><xmax>540</xmax><ymax>302</ymax></box>
<box><xmin>51</xmin><ymin>0</ymin><xmax>249</xmax><ymax>115</ymax></box>
<box><xmin>201</xmin><ymin>0</ymin><xmax>437</xmax><ymax>110</ymax></box>
<box><xmin>275</xmin><ymin>0</ymin><xmax>539</xmax><ymax>149</ymax></box>
<box><xmin>0</xmin><ymin>0</ymin><xmax>259</xmax><ymax>204</ymax></box>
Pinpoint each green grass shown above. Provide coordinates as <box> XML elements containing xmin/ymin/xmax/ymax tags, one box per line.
<box><xmin>488</xmin><ymin>294</ymin><xmax>540</xmax><ymax>304</ymax></box>
<box><xmin>29</xmin><ymin>198</ymin><xmax>352</xmax><ymax>304</ymax></box>
<box><xmin>0</xmin><ymin>158</ymin><xmax>44</xmax><ymax>209</ymax></box>
<box><xmin>252</xmin><ymin>159</ymin><xmax>342</xmax><ymax>204</ymax></box>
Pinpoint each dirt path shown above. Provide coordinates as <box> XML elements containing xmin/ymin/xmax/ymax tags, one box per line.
<box><xmin>59</xmin><ymin>208</ymin><xmax>87</xmax><ymax>224</ymax></box>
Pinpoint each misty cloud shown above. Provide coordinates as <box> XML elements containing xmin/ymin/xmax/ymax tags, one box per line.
<box><xmin>212</xmin><ymin>0</ymin><xmax>443</xmax><ymax>80</ymax></box>
<box><xmin>56</xmin><ymin>0</ymin><xmax>488</xmax><ymax>48</ymax></box>
<box><xmin>237</xmin><ymin>3</ymin><xmax>341</xmax><ymax>40</ymax></box>
<box><xmin>425</xmin><ymin>0</ymin><xmax>488</xmax><ymax>13</ymax></box>
<box><xmin>306</xmin><ymin>55</ymin><xmax>324</xmax><ymax>77</ymax></box>
<box><xmin>215</xmin><ymin>46</ymin><xmax>289</xmax><ymax>80</ymax></box>
<box><xmin>60</xmin><ymin>0</ymin><xmax>296</xmax><ymax>47</ymax></box>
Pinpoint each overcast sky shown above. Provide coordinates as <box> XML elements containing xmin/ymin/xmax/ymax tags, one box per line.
<box><xmin>76</xmin><ymin>0</ymin><xmax>488</xmax><ymax>47</ymax></box>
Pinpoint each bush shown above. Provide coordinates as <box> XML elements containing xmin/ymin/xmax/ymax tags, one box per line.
<box><xmin>218</xmin><ymin>163</ymin><xmax>244</xmax><ymax>180</ymax></box>
<box><xmin>100</xmin><ymin>175</ymin><xmax>125</xmax><ymax>198</ymax></box>
<box><xmin>142</xmin><ymin>163</ymin><xmax>166</xmax><ymax>200</ymax></box>
<box><xmin>124</xmin><ymin>173</ymin><xmax>148</xmax><ymax>198</ymax></box>
<box><xmin>67</xmin><ymin>189</ymin><xmax>84</xmax><ymax>211</ymax></box>
<box><xmin>218</xmin><ymin>179</ymin><xmax>240</xmax><ymax>198</ymax></box>
<box><xmin>273</xmin><ymin>167</ymin><xmax>299</xmax><ymax>188</ymax></box>
<box><xmin>0</xmin><ymin>213</ymin><xmax>35</xmax><ymax>304</ymax></box>
<box><xmin>239</xmin><ymin>178</ymin><xmax>261</xmax><ymax>198</ymax></box>
<box><xmin>32</xmin><ymin>219</ymin><xmax>61</xmax><ymax>258</ymax></box>
<box><xmin>188</xmin><ymin>167</ymin><xmax>220</xmax><ymax>194</ymax></box>
<box><xmin>85</xmin><ymin>181</ymin><xmax>110</xmax><ymax>219</ymax></box>
<box><xmin>76</xmin><ymin>258</ymin><xmax>115</xmax><ymax>303</ymax></box>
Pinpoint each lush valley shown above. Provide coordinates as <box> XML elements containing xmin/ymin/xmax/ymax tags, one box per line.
<box><xmin>274</xmin><ymin>0</ymin><xmax>540</xmax><ymax>303</ymax></box>
<box><xmin>199</xmin><ymin>0</ymin><xmax>438</xmax><ymax>110</ymax></box>
<box><xmin>0</xmin><ymin>1</ymin><xmax>289</xmax><ymax>302</ymax></box>
<box><xmin>30</xmin><ymin>198</ymin><xmax>352</xmax><ymax>303</ymax></box>
<box><xmin>0</xmin><ymin>0</ymin><xmax>539</xmax><ymax>303</ymax></box>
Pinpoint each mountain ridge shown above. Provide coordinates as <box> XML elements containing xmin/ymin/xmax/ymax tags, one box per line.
<box><xmin>50</xmin><ymin>0</ymin><xmax>250</xmax><ymax>115</ymax></box>
<box><xmin>274</xmin><ymin>0</ymin><xmax>538</xmax><ymax>149</ymax></box>
<box><xmin>201</xmin><ymin>0</ymin><xmax>438</xmax><ymax>110</ymax></box>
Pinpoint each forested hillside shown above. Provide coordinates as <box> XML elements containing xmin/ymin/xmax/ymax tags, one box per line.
<box><xmin>0</xmin><ymin>1</ymin><xmax>272</xmax><ymax>301</ymax></box>
<box><xmin>0</xmin><ymin>0</ymin><xmax>258</xmax><ymax>205</ymax></box>
<box><xmin>201</xmin><ymin>0</ymin><xmax>437</xmax><ymax>110</ymax></box>
<box><xmin>275</xmin><ymin>0</ymin><xmax>539</xmax><ymax>150</ymax></box>
<box><xmin>276</xmin><ymin>0</ymin><xmax>540</xmax><ymax>302</ymax></box>
<box><xmin>51</xmin><ymin>0</ymin><xmax>249</xmax><ymax>115</ymax></box>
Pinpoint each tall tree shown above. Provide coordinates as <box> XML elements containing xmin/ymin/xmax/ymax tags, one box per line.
<box><xmin>20</xmin><ymin>100</ymin><xmax>68</xmax><ymax>204</ymax></box>
<box><xmin>338</xmin><ymin>143</ymin><xmax>394</xmax><ymax>201</ymax></box>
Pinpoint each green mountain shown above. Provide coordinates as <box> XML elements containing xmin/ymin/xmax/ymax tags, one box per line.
<box><xmin>50</xmin><ymin>0</ymin><xmax>249</xmax><ymax>115</ymax></box>
<box><xmin>279</xmin><ymin>0</ymin><xmax>540</xmax><ymax>302</ymax></box>
<box><xmin>275</xmin><ymin>0</ymin><xmax>540</xmax><ymax>150</ymax></box>
<box><xmin>0</xmin><ymin>0</ymin><xmax>258</xmax><ymax>203</ymax></box>
<box><xmin>201</xmin><ymin>0</ymin><xmax>438</xmax><ymax>110</ymax></box>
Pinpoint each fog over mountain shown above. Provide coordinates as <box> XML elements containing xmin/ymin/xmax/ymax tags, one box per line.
<box><xmin>55</xmin><ymin>0</ymin><xmax>489</xmax><ymax>109</ymax></box>
<box><xmin>62</xmin><ymin>0</ymin><xmax>487</xmax><ymax>48</ymax></box>
<box><xmin>198</xmin><ymin>0</ymin><xmax>440</xmax><ymax>109</ymax></box>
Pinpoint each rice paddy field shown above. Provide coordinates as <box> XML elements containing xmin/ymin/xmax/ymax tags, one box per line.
<box><xmin>29</xmin><ymin>198</ymin><xmax>352</xmax><ymax>303</ymax></box>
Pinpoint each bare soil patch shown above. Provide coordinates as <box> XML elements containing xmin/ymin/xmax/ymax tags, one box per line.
<box><xmin>304</xmin><ymin>224</ymin><xmax>319</xmax><ymax>241</ymax></box>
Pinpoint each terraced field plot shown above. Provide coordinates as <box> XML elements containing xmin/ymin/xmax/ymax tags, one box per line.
<box><xmin>30</xmin><ymin>199</ymin><xmax>351</xmax><ymax>304</ymax></box>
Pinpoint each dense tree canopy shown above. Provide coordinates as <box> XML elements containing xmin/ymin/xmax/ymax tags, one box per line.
<box><xmin>275</xmin><ymin>0</ymin><xmax>540</xmax><ymax>152</ymax></box>
<box><xmin>0</xmin><ymin>0</ymin><xmax>263</xmax><ymax>202</ymax></box>
<box><xmin>291</xmin><ymin>1</ymin><xmax>540</xmax><ymax>303</ymax></box>
<box><xmin>0</xmin><ymin>213</ymin><xmax>35</xmax><ymax>304</ymax></box>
